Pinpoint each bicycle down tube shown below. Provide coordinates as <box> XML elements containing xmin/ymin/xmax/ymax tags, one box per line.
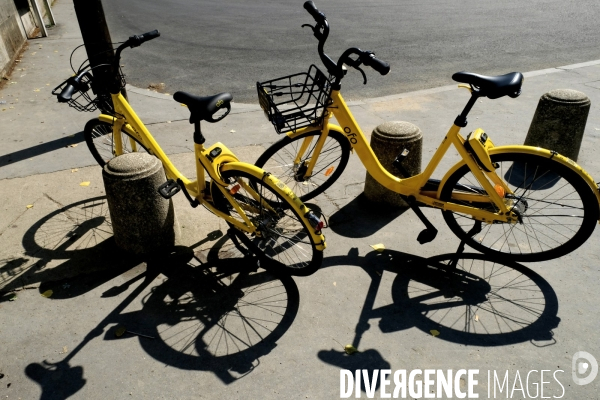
<box><xmin>293</xmin><ymin>90</ymin><xmax>519</xmax><ymax>224</ymax></box>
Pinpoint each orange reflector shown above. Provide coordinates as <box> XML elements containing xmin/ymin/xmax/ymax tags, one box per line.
<box><xmin>494</xmin><ymin>184</ymin><xmax>505</xmax><ymax>197</ymax></box>
<box><xmin>230</xmin><ymin>184</ymin><xmax>241</xmax><ymax>195</ymax></box>
<box><xmin>325</xmin><ymin>166</ymin><xmax>335</xmax><ymax>177</ymax></box>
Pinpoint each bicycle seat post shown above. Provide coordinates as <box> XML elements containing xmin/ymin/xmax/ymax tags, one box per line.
<box><xmin>454</xmin><ymin>93</ymin><xmax>479</xmax><ymax>128</ymax></box>
<box><xmin>194</xmin><ymin>121</ymin><xmax>205</xmax><ymax>145</ymax></box>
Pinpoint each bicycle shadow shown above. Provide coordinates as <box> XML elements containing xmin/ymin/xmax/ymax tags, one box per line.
<box><xmin>17</xmin><ymin>197</ymin><xmax>301</xmax><ymax>397</ymax></box>
<box><xmin>316</xmin><ymin>248</ymin><xmax>560</xmax><ymax>391</ymax></box>
<box><xmin>323</xmin><ymin>194</ymin><xmax>408</xmax><ymax>238</ymax></box>
<box><xmin>322</xmin><ymin>248</ymin><xmax>559</xmax><ymax>347</ymax></box>
<box><xmin>128</xmin><ymin>237</ymin><xmax>301</xmax><ymax>383</ymax></box>
<box><xmin>0</xmin><ymin>196</ymin><xmax>128</xmax><ymax>297</ymax></box>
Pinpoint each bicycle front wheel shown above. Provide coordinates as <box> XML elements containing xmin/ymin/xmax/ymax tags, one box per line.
<box><xmin>84</xmin><ymin>118</ymin><xmax>150</xmax><ymax>167</ymax></box>
<box><xmin>255</xmin><ymin>130</ymin><xmax>350</xmax><ymax>202</ymax></box>
<box><xmin>440</xmin><ymin>152</ymin><xmax>598</xmax><ymax>262</ymax></box>
<box><xmin>211</xmin><ymin>169</ymin><xmax>323</xmax><ymax>276</ymax></box>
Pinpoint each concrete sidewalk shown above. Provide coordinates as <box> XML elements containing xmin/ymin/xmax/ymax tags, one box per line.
<box><xmin>2</xmin><ymin>1</ymin><xmax>600</xmax><ymax>399</ymax></box>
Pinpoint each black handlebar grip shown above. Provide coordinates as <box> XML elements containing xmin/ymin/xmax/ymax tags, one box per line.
<box><xmin>303</xmin><ymin>1</ymin><xmax>325</xmax><ymax>22</ymax></box>
<box><xmin>364</xmin><ymin>55</ymin><xmax>390</xmax><ymax>76</ymax></box>
<box><xmin>140</xmin><ymin>29</ymin><xmax>160</xmax><ymax>42</ymax></box>
<box><xmin>57</xmin><ymin>84</ymin><xmax>76</xmax><ymax>103</ymax></box>
<box><xmin>129</xmin><ymin>29</ymin><xmax>160</xmax><ymax>47</ymax></box>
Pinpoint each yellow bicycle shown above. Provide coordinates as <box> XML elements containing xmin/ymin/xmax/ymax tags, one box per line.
<box><xmin>255</xmin><ymin>1</ymin><xmax>600</xmax><ymax>262</ymax></box>
<box><xmin>53</xmin><ymin>30</ymin><xmax>326</xmax><ymax>276</ymax></box>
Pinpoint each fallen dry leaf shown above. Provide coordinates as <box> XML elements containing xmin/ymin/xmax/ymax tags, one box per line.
<box><xmin>26</xmin><ymin>204</ymin><xmax>33</xmax><ymax>209</ymax></box>
<box><xmin>344</xmin><ymin>344</ymin><xmax>358</xmax><ymax>355</ymax></box>
<box><xmin>80</xmin><ymin>181</ymin><xmax>90</xmax><ymax>187</ymax></box>
<box><xmin>67</xmin><ymin>144</ymin><xmax>77</xmax><ymax>148</ymax></box>
<box><xmin>370</xmin><ymin>243</ymin><xmax>385</xmax><ymax>252</ymax></box>
<box><xmin>71</xmin><ymin>169</ymin><xmax>78</xmax><ymax>173</ymax></box>
<box><xmin>230</xmin><ymin>130</ymin><xmax>236</xmax><ymax>133</ymax></box>
<box><xmin>430</xmin><ymin>329</ymin><xmax>440</xmax><ymax>337</ymax></box>
<box><xmin>41</xmin><ymin>290</ymin><xmax>53</xmax><ymax>298</ymax></box>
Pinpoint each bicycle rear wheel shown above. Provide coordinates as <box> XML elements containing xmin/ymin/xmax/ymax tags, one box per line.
<box><xmin>440</xmin><ymin>152</ymin><xmax>598</xmax><ymax>261</ymax></box>
<box><xmin>84</xmin><ymin>118</ymin><xmax>149</xmax><ymax>167</ymax></box>
<box><xmin>211</xmin><ymin>169</ymin><xmax>323</xmax><ymax>276</ymax></box>
<box><xmin>255</xmin><ymin>130</ymin><xmax>350</xmax><ymax>202</ymax></box>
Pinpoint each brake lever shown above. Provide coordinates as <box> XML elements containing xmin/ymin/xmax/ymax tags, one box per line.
<box><xmin>356</xmin><ymin>66</ymin><xmax>367</xmax><ymax>85</ymax></box>
<box><xmin>302</xmin><ymin>23</ymin><xmax>323</xmax><ymax>40</ymax></box>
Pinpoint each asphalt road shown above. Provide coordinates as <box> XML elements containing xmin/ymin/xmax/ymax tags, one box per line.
<box><xmin>101</xmin><ymin>0</ymin><xmax>600</xmax><ymax>103</ymax></box>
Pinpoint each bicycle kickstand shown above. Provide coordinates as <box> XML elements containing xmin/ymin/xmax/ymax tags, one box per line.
<box><xmin>446</xmin><ymin>221</ymin><xmax>482</xmax><ymax>270</ymax></box>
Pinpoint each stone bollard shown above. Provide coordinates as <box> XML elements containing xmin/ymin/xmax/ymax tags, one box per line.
<box><xmin>524</xmin><ymin>89</ymin><xmax>591</xmax><ymax>161</ymax></box>
<box><xmin>102</xmin><ymin>153</ymin><xmax>180</xmax><ymax>254</ymax></box>
<box><xmin>363</xmin><ymin>121</ymin><xmax>423</xmax><ymax>207</ymax></box>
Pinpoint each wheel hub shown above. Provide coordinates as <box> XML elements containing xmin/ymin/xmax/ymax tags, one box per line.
<box><xmin>293</xmin><ymin>161</ymin><xmax>309</xmax><ymax>182</ymax></box>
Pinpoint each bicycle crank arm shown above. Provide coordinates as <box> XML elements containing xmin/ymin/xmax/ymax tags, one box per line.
<box><xmin>406</xmin><ymin>195</ymin><xmax>438</xmax><ymax>244</ymax></box>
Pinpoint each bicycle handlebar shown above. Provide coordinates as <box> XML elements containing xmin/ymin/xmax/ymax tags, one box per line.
<box><xmin>56</xmin><ymin>70</ymin><xmax>89</xmax><ymax>102</ymax></box>
<box><xmin>57</xmin><ymin>82</ymin><xmax>76</xmax><ymax>103</ymax></box>
<box><xmin>303</xmin><ymin>1</ymin><xmax>326</xmax><ymax>23</ymax></box>
<box><xmin>302</xmin><ymin>1</ymin><xmax>390</xmax><ymax>84</ymax></box>
<box><xmin>362</xmin><ymin>53</ymin><xmax>391</xmax><ymax>76</ymax></box>
<box><xmin>128</xmin><ymin>29</ymin><xmax>160</xmax><ymax>48</ymax></box>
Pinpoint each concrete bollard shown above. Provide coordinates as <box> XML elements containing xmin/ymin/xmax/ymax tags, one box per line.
<box><xmin>363</xmin><ymin>121</ymin><xmax>423</xmax><ymax>207</ymax></box>
<box><xmin>102</xmin><ymin>153</ymin><xmax>180</xmax><ymax>254</ymax></box>
<box><xmin>524</xmin><ymin>89</ymin><xmax>591</xmax><ymax>161</ymax></box>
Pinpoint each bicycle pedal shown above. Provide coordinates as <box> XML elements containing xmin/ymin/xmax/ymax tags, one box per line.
<box><xmin>392</xmin><ymin>149</ymin><xmax>410</xmax><ymax>177</ymax></box>
<box><xmin>158</xmin><ymin>179</ymin><xmax>180</xmax><ymax>199</ymax></box>
<box><xmin>417</xmin><ymin>228</ymin><xmax>437</xmax><ymax>245</ymax></box>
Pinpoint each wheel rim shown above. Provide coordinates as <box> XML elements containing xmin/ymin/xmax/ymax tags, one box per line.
<box><xmin>259</xmin><ymin>132</ymin><xmax>347</xmax><ymax>200</ymax></box>
<box><xmin>88</xmin><ymin>122</ymin><xmax>149</xmax><ymax>165</ymax></box>
<box><xmin>214</xmin><ymin>172</ymin><xmax>317</xmax><ymax>271</ymax></box>
<box><xmin>441</xmin><ymin>153</ymin><xmax>596</xmax><ymax>261</ymax></box>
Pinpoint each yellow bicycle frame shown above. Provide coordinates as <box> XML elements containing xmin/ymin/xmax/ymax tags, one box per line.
<box><xmin>97</xmin><ymin>92</ymin><xmax>326</xmax><ymax>249</ymax></box>
<box><xmin>285</xmin><ymin>89</ymin><xmax>600</xmax><ymax>224</ymax></box>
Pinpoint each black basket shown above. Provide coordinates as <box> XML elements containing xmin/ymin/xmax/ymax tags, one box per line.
<box><xmin>52</xmin><ymin>68</ymin><xmax>126</xmax><ymax>114</ymax></box>
<box><xmin>257</xmin><ymin>65</ymin><xmax>332</xmax><ymax>134</ymax></box>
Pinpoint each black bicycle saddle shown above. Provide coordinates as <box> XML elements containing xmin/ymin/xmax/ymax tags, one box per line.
<box><xmin>452</xmin><ymin>72</ymin><xmax>523</xmax><ymax>99</ymax></box>
<box><xmin>173</xmin><ymin>91</ymin><xmax>233</xmax><ymax>123</ymax></box>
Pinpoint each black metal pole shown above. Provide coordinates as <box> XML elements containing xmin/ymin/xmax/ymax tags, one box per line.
<box><xmin>72</xmin><ymin>0</ymin><xmax>124</xmax><ymax>107</ymax></box>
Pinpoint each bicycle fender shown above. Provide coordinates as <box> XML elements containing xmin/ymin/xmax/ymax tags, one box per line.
<box><xmin>438</xmin><ymin>145</ymin><xmax>600</xmax><ymax>219</ymax></box>
<box><xmin>199</xmin><ymin>142</ymin><xmax>240</xmax><ymax>185</ymax></box>
<box><xmin>220</xmin><ymin>162</ymin><xmax>327</xmax><ymax>251</ymax></box>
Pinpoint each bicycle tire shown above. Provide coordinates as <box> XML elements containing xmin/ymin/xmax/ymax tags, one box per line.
<box><xmin>211</xmin><ymin>169</ymin><xmax>323</xmax><ymax>276</ymax></box>
<box><xmin>84</xmin><ymin>118</ymin><xmax>150</xmax><ymax>167</ymax></box>
<box><xmin>255</xmin><ymin>130</ymin><xmax>350</xmax><ymax>202</ymax></box>
<box><xmin>440</xmin><ymin>152</ymin><xmax>598</xmax><ymax>261</ymax></box>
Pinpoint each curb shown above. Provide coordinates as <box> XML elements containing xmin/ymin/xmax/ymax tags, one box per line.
<box><xmin>127</xmin><ymin>59</ymin><xmax>600</xmax><ymax>110</ymax></box>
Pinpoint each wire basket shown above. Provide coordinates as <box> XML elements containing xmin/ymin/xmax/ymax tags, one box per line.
<box><xmin>52</xmin><ymin>68</ymin><xmax>126</xmax><ymax>114</ymax></box>
<box><xmin>257</xmin><ymin>65</ymin><xmax>332</xmax><ymax>134</ymax></box>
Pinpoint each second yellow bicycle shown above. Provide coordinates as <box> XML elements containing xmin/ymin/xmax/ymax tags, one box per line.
<box><xmin>255</xmin><ymin>1</ymin><xmax>600</xmax><ymax>262</ymax></box>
